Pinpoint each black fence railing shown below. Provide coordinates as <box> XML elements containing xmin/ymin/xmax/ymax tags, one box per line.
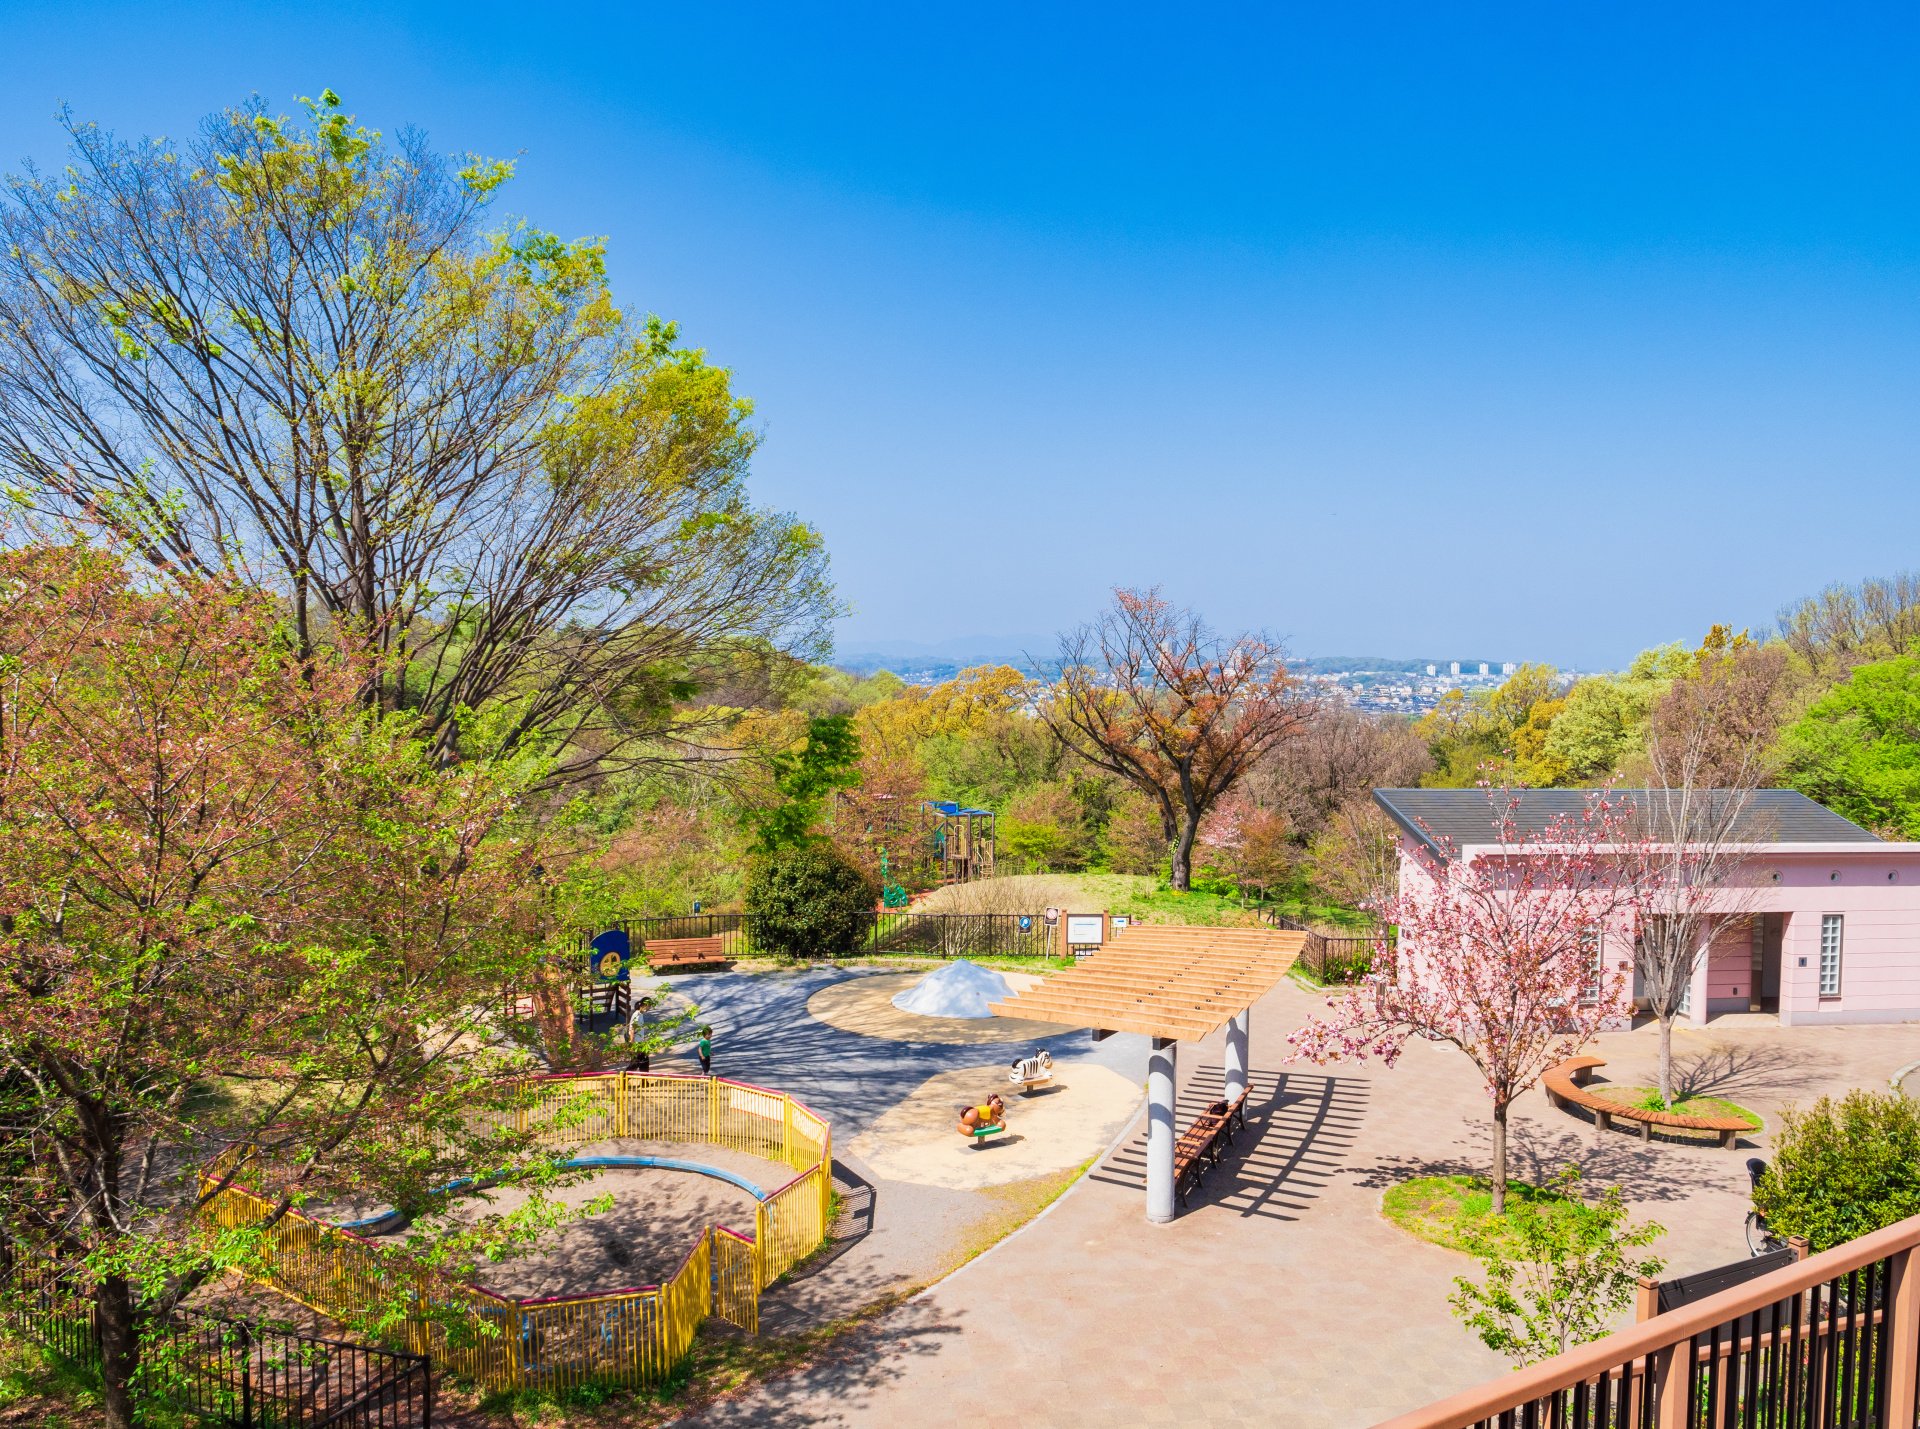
<box><xmin>1265</xmin><ymin>914</ymin><xmax>1380</xmax><ymax>985</ymax></box>
<box><xmin>3</xmin><ymin>1266</ymin><xmax>432</xmax><ymax>1428</ymax></box>
<box><xmin>610</xmin><ymin>911</ymin><xmax>1058</xmax><ymax>963</ymax></box>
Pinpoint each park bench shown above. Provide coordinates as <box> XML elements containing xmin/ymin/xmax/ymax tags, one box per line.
<box><xmin>1170</xmin><ymin>1089</ymin><xmax>1257</xmax><ymax>1207</ymax></box>
<box><xmin>1543</xmin><ymin>1055</ymin><xmax>1750</xmax><ymax>1149</ymax></box>
<box><xmin>642</xmin><ymin>935</ymin><xmax>731</xmax><ymax>972</ymax></box>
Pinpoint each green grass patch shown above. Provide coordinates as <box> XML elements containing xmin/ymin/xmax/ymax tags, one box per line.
<box><xmin>1588</xmin><ymin>1086</ymin><xmax>1763</xmax><ymax>1131</ymax></box>
<box><xmin>1382</xmin><ymin>1174</ymin><xmax>1606</xmax><ymax>1255</ymax></box>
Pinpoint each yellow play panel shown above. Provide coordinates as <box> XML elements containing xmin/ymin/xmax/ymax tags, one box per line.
<box><xmin>849</xmin><ymin>1061</ymin><xmax>1142</xmax><ymax>1191</ymax></box>
<box><xmin>806</xmin><ymin>971</ymin><xmax>1066</xmax><ymax>1045</ymax></box>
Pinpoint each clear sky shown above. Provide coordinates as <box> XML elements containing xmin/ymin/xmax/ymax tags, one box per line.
<box><xmin>2</xmin><ymin>3</ymin><xmax>1916</xmax><ymax>669</ymax></box>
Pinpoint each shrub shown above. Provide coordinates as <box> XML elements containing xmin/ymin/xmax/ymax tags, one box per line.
<box><xmin>1449</xmin><ymin>1165</ymin><xmax>1666</xmax><ymax>1367</ymax></box>
<box><xmin>744</xmin><ymin>843</ymin><xmax>877</xmax><ymax>960</ymax></box>
<box><xmin>1755</xmin><ymin>1090</ymin><xmax>1920</xmax><ymax>1251</ymax></box>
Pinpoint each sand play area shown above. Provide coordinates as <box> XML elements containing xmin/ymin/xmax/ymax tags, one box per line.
<box><xmin>371</xmin><ymin>1142</ymin><xmax>785</xmax><ymax>1298</ymax></box>
<box><xmin>807</xmin><ymin>969</ymin><xmax>1068</xmax><ymax>1045</ymax></box>
<box><xmin>848</xmin><ymin>1060</ymin><xmax>1142</xmax><ymax>1191</ymax></box>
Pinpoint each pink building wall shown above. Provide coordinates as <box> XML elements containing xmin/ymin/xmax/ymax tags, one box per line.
<box><xmin>1394</xmin><ymin>837</ymin><xmax>1920</xmax><ymax>1028</ymax></box>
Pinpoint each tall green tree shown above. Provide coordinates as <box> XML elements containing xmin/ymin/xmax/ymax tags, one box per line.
<box><xmin>744</xmin><ymin>715</ymin><xmax>863</xmax><ymax>853</ymax></box>
<box><xmin>0</xmin><ymin>92</ymin><xmax>833</xmax><ymax>777</ymax></box>
<box><xmin>1780</xmin><ymin>651</ymin><xmax>1920</xmax><ymax>837</ymax></box>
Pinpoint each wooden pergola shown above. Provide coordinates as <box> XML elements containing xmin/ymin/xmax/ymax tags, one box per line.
<box><xmin>990</xmin><ymin>924</ymin><xmax>1305</xmax><ymax>1222</ymax></box>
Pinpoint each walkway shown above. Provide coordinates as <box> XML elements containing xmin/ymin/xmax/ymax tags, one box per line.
<box><xmin>677</xmin><ymin>978</ymin><xmax>1920</xmax><ymax>1427</ymax></box>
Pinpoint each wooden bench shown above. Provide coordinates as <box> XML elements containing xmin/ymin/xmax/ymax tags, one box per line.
<box><xmin>642</xmin><ymin>935</ymin><xmax>731</xmax><ymax>971</ymax></box>
<box><xmin>1543</xmin><ymin>1055</ymin><xmax>1751</xmax><ymax>1149</ymax></box>
<box><xmin>1172</xmin><ymin>1089</ymin><xmax>1255</xmax><ymax>1207</ymax></box>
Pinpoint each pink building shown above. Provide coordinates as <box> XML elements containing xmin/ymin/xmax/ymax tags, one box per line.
<box><xmin>1373</xmin><ymin>788</ymin><xmax>1920</xmax><ymax>1028</ymax></box>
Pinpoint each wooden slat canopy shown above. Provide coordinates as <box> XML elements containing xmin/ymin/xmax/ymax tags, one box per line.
<box><xmin>989</xmin><ymin>925</ymin><xmax>1307</xmax><ymax>1042</ymax></box>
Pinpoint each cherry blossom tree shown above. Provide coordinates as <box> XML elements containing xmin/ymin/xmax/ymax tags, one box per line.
<box><xmin>0</xmin><ymin>542</ymin><xmax>578</xmax><ymax>1428</ymax></box>
<box><xmin>1289</xmin><ymin>787</ymin><xmax>1635</xmax><ymax>1212</ymax></box>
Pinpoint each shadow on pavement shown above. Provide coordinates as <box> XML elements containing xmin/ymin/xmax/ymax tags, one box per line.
<box><xmin>676</xmin><ymin>1296</ymin><xmax>966</xmax><ymax>1427</ymax></box>
<box><xmin>1088</xmin><ymin>1064</ymin><xmax>1369</xmax><ymax>1222</ymax></box>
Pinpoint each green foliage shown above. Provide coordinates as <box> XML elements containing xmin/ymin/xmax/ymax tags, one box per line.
<box><xmin>743</xmin><ymin>843</ymin><xmax>877</xmax><ymax>960</ymax></box>
<box><xmin>744</xmin><ymin>715</ymin><xmax>863</xmax><ymax>854</ymax></box>
<box><xmin>1448</xmin><ymin>1166</ymin><xmax>1666</xmax><ymax>1367</ymax></box>
<box><xmin>1779</xmin><ymin>652</ymin><xmax>1920</xmax><ymax>838</ymax></box>
<box><xmin>1542</xmin><ymin>676</ymin><xmax>1655</xmax><ymax>781</ymax></box>
<box><xmin>999</xmin><ymin>781</ymin><xmax>1094</xmax><ymax>872</ymax></box>
<box><xmin>1754</xmin><ymin>1091</ymin><xmax>1920</xmax><ymax>1251</ymax></box>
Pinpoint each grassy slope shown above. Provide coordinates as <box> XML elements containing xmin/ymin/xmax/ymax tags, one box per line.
<box><xmin>914</xmin><ymin>871</ymin><xmax>1367</xmax><ymax>930</ymax></box>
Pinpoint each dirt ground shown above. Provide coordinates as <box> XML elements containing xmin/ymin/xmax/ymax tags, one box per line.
<box><xmin>378</xmin><ymin>1159</ymin><xmax>765</xmax><ymax>1297</ymax></box>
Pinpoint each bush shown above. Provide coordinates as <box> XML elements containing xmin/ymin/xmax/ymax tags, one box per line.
<box><xmin>744</xmin><ymin>843</ymin><xmax>877</xmax><ymax>960</ymax></box>
<box><xmin>1755</xmin><ymin>1090</ymin><xmax>1920</xmax><ymax>1251</ymax></box>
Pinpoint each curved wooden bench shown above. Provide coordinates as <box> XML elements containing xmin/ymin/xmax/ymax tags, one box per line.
<box><xmin>1543</xmin><ymin>1055</ymin><xmax>1750</xmax><ymax>1149</ymax></box>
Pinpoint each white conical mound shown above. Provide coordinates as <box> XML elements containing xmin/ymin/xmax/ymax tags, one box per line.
<box><xmin>890</xmin><ymin>959</ymin><xmax>1013</xmax><ymax>1019</ymax></box>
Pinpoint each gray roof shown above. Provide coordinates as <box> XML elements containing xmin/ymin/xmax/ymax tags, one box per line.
<box><xmin>1372</xmin><ymin>788</ymin><xmax>1881</xmax><ymax>860</ymax></box>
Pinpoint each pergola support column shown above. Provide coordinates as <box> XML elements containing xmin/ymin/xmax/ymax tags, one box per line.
<box><xmin>1223</xmin><ymin>1008</ymin><xmax>1250</xmax><ymax>1103</ymax></box>
<box><xmin>1146</xmin><ymin>1037</ymin><xmax>1178</xmax><ymax>1224</ymax></box>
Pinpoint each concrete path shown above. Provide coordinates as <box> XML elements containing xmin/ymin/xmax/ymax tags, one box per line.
<box><xmin>676</xmin><ymin>978</ymin><xmax>1920</xmax><ymax>1428</ymax></box>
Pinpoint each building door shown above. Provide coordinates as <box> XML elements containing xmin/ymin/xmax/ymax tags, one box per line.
<box><xmin>1750</xmin><ymin>914</ymin><xmax>1783</xmax><ymax>1013</ymax></box>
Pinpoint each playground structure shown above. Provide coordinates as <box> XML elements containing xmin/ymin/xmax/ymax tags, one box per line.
<box><xmin>201</xmin><ymin>1072</ymin><xmax>832</xmax><ymax>1392</ymax></box>
<box><xmin>923</xmin><ymin>800</ymin><xmax>996</xmax><ymax>883</ymax></box>
<box><xmin>831</xmin><ymin>794</ymin><xmax>998</xmax><ymax>887</ymax></box>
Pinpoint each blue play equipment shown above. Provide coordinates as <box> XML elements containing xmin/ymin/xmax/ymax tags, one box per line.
<box><xmin>588</xmin><ymin>928</ymin><xmax>631</xmax><ymax>982</ymax></box>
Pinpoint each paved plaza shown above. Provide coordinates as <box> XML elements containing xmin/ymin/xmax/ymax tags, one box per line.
<box><xmin>677</xmin><ymin>976</ymin><xmax>1920</xmax><ymax>1428</ymax></box>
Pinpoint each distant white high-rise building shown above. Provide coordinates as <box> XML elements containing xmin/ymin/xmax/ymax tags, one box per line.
<box><xmin>1449</xmin><ymin>661</ymin><xmax>1461</xmax><ymax>676</ymax></box>
<box><xmin>1425</xmin><ymin>663</ymin><xmax>1437</xmax><ymax>677</ymax></box>
<box><xmin>1504</xmin><ymin>661</ymin><xmax>1518</xmax><ymax>675</ymax></box>
<box><xmin>1479</xmin><ymin>662</ymin><xmax>1490</xmax><ymax>676</ymax></box>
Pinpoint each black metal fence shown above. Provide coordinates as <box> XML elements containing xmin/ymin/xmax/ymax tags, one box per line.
<box><xmin>1266</xmin><ymin>914</ymin><xmax>1380</xmax><ymax>984</ymax></box>
<box><xmin>3</xmin><ymin>1266</ymin><xmax>432</xmax><ymax>1428</ymax></box>
<box><xmin>613</xmin><ymin>911</ymin><xmax>1058</xmax><ymax>963</ymax></box>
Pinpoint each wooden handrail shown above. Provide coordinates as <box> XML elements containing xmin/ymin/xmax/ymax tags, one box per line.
<box><xmin>1373</xmin><ymin>1212</ymin><xmax>1920</xmax><ymax>1429</ymax></box>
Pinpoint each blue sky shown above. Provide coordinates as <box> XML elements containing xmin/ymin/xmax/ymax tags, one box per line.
<box><xmin>2</xmin><ymin>3</ymin><xmax>1916</xmax><ymax>669</ymax></box>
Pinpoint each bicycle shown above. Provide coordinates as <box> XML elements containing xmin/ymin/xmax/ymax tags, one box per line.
<box><xmin>1745</xmin><ymin>1157</ymin><xmax>1786</xmax><ymax>1257</ymax></box>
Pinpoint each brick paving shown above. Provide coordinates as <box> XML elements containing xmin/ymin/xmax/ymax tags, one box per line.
<box><xmin>681</xmin><ymin>978</ymin><xmax>1920</xmax><ymax>1427</ymax></box>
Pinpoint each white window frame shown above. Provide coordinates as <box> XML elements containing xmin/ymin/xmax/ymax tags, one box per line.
<box><xmin>1819</xmin><ymin>914</ymin><xmax>1844</xmax><ymax>999</ymax></box>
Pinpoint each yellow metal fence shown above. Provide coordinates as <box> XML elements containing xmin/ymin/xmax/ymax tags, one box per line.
<box><xmin>203</xmin><ymin>1073</ymin><xmax>830</xmax><ymax>1391</ymax></box>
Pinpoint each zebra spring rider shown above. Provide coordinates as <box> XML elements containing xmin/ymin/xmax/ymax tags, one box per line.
<box><xmin>1007</xmin><ymin>1049</ymin><xmax>1054</xmax><ymax>1095</ymax></box>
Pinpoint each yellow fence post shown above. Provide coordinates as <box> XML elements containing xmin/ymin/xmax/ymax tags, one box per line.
<box><xmin>615</xmin><ymin>1070</ymin><xmax>628</xmax><ymax>1139</ymax></box>
<box><xmin>708</xmin><ymin>1074</ymin><xmax>720</xmax><ymax>1146</ymax></box>
<box><xmin>783</xmin><ymin>1097</ymin><xmax>794</xmax><ymax>1168</ymax></box>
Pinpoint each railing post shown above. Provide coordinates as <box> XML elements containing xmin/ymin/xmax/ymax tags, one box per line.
<box><xmin>1636</xmin><ymin>1276</ymin><xmax>1660</xmax><ymax>1323</ymax></box>
<box><xmin>1653</xmin><ymin>1336</ymin><xmax>1691</xmax><ymax>1427</ymax></box>
<box><xmin>238</xmin><ymin>1319</ymin><xmax>253</xmax><ymax>1429</ymax></box>
<box><xmin>1886</xmin><ymin>1245</ymin><xmax>1920</xmax><ymax>1427</ymax></box>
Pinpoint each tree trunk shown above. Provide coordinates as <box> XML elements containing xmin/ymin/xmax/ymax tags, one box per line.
<box><xmin>1490</xmin><ymin>1099</ymin><xmax>1509</xmax><ymax>1215</ymax></box>
<box><xmin>1170</xmin><ymin>816</ymin><xmax>1198</xmax><ymax>892</ymax></box>
<box><xmin>1657</xmin><ymin>1012</ymin><xmax>1674</xmax><ymax>1107</ymax></box>
<box><xmin>95</xmin><ymin>1274</ymin><xmax>141</xmax><ymax>1429</ymax></box>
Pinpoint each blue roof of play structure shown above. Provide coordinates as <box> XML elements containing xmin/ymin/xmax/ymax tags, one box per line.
<box><xmin>926</xmin><ymin>799</ymin><xmax>994</xmax><ymax>817</ymax></box>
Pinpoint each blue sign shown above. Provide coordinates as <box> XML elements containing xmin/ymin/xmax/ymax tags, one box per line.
<box><xmin>588</xmin><ymin>928</ymin><xmax>631</xmax><ymax>981</ymax></box>
<box><xmin>1018</xmin><ymin>915</ymin><xmax>1033</xmax><ymax>932</ymax></box>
